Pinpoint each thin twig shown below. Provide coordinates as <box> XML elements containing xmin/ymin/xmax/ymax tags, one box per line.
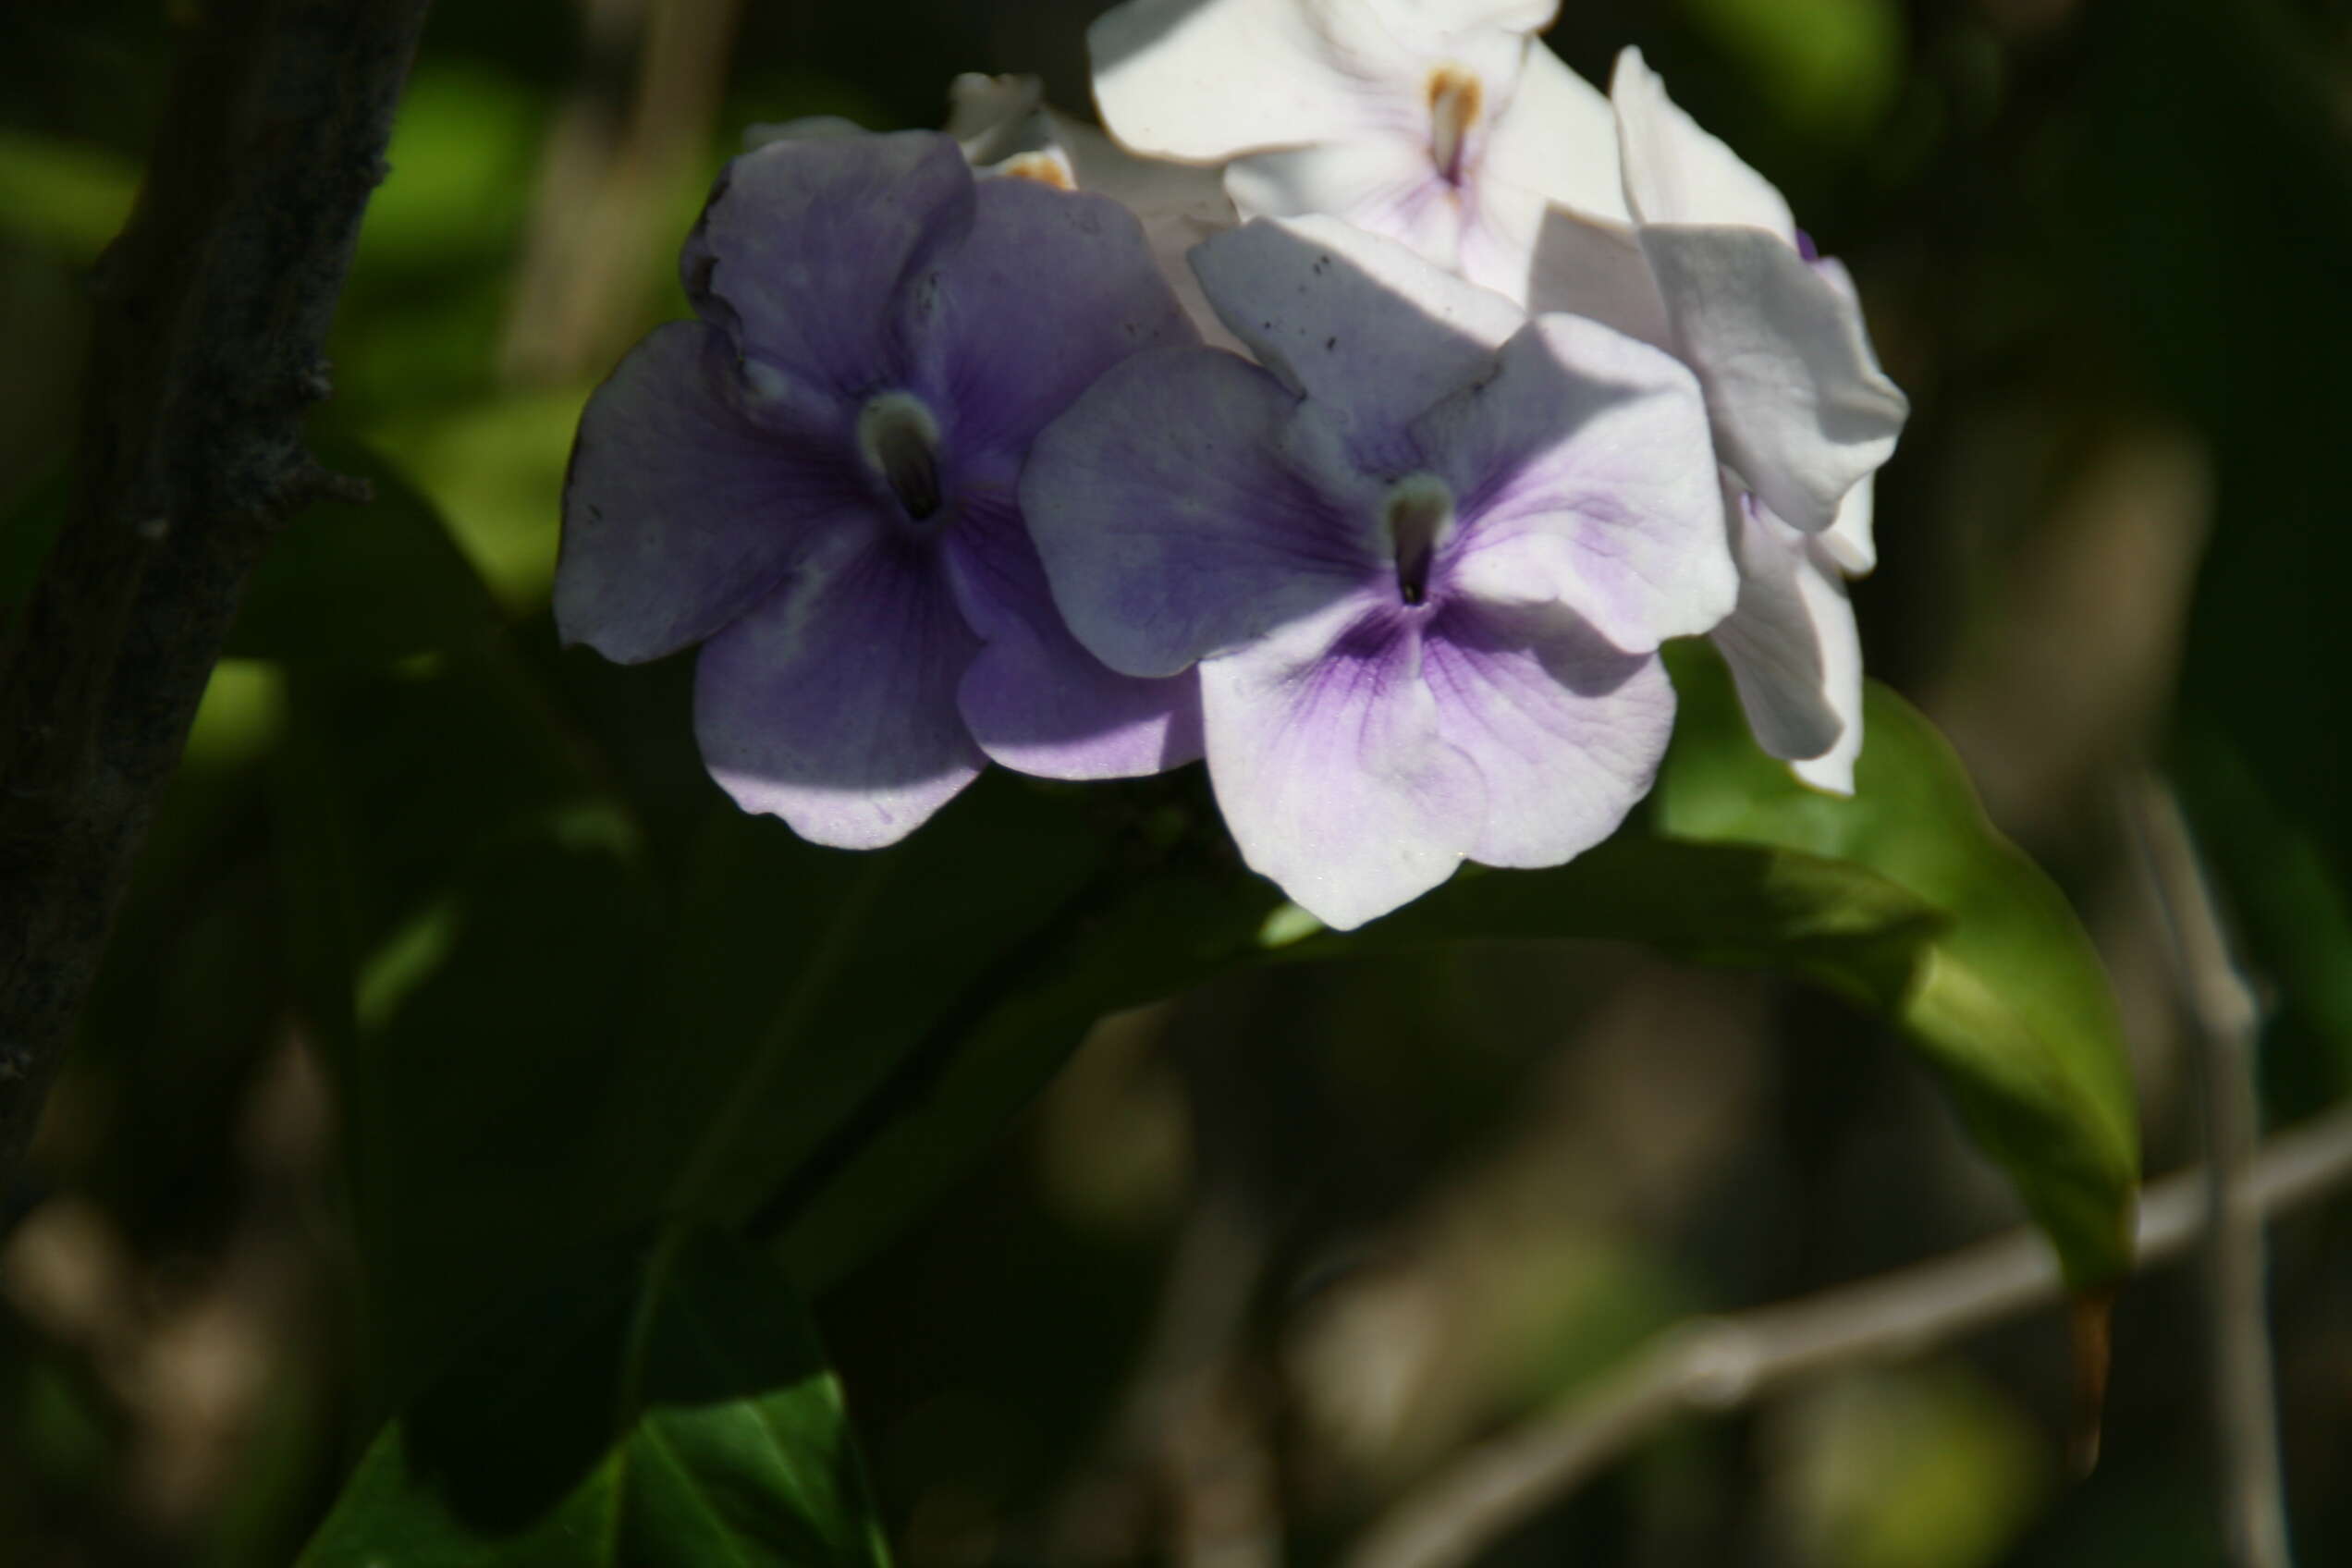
<box><xmin>0</xmin><ymin>0</ymin><xmax>434</xmax><ymax>1182</ymax></box>
<box><xmin>2129</xmin><ymin>778</ymin><xmax>2295</xmax><ymax>1568</ymax></box>
<box><xmin>1347</xmin><ymin>1103</ymin><xmax>2352</xmax><ymax>1568</ymax></box>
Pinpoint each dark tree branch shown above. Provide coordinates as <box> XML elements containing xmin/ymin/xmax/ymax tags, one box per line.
<box><xmin>0</xmin><ymin>0</ymin><xmax>434</xmax><ymax>1182</ymax></box>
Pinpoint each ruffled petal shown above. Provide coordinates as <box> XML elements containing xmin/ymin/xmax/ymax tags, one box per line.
<box><xmin>1709</xmin><ymin>493</ymin><xmax>1864</xmax><ymax>793</ymax></box>
<box><xmin>1224</xmin><ymin>139</ymin><xmax>1464</xmax><ymax>273</ymax></box>
<box><xmin>1423</xmin><ymin>598</ymin><xmax>1675</xmax><ymax>866</ymax></box>
<box><xmin>694</xmin><ymin>536</ymin><xmax>986</xmax><ymax>849</ymax></box>
<box><xmin>1638</xmin><ymin>224</ymin><xmax>1908</xmax><ymax>533</ymax></box>
<box><xmin>1190</xmin><ymin>215</ymin><xmax>1525</xmax><ymax>459</ymax></box>
<box><xmin>556</xmin><ymin>321</ymin><xmax>877</xmax><ymax>664</ymax></box>
<box><xmin>1055</xmin><ymin>112</ymin><xmax>1243</xmax><ymax>351</ymax></box>
<box><xmin>1415</xmin><ymin>313</ymin><xmax>1734</xmax><ymax>652</ymax></box>
<box><xmin>946</xmin><ymin>493</ymin><xmax>1204</xmax><ymax>778</ymax></box>
<box><xmin>682</xmin><ymin>130</ymin><xmax>973</xmax><ymax>398</ymax></box>
<box><xmin>1200</xmin><ymin>601</ymin><xmax>1484</xmax><ymax>929</ymax></box>
<box><xmin>1611</xmin><ymin>47</ymin><xmax>1795</xmax><ymax>238</ymax></box>
<box><xmin>897</xmin><ymin>175</ymin><xmax>1195</xmax><ymax>458</ymax></box>
<box><xmin>1023</xmin><ymin>344</ymin><xmax>1387</xmax><ymax>678</ymax></box>
<box><xmin>1480</xmin><ymin>41</ymin><xmax>1628</xmax><ymax>224</ymax></box>
<box><xmin>1819</xmin><ymin>465</ymin><xmax>1876</xmax><ymax>575</ymax></box>
<box><xmin>1522</xmin><ymin>202</ymin><xmax>1671</xmax><ymax>349</ymax></box>
<box><xmin>1088</xmin><ymin>0</ymin><xmax>1409</xmax><ymax>161</ymax></box>
<box><xmin>1460</xmin><ymin>45</ymin><xmax>1625</xmax><ymax>302</ymax></box>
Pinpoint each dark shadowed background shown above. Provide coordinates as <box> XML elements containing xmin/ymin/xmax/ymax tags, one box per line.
<box><xmin>2</xmin><ymin>1</ymin><xmax>2349</xmax><ymax>1564</ymax></box>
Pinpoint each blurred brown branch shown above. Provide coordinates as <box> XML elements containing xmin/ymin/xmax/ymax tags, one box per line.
<box><xmin>0</xmin><ymin>0</ymin><xmax>433</xmax><ymax>1185</ymax></box>
<box><xmin>2128</xmin><ymin>778</ymin><xmax>2295</xmax><ymax>1568</ymax></box>
<box><xmin>1348</xmin><ymin>1101</ymin><xmax>2352</xmax><ymax>1568</ymax></box>
<box><xmin>498</xmin><ymin>0</ymin><xmax>741</xmax><ymax>386</ymax></box>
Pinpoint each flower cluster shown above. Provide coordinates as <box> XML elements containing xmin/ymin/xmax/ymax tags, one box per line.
<box><xmin>557</xmin><ymin>0</ymin><xmax>1908</xmax><ymax>929</ymax></box>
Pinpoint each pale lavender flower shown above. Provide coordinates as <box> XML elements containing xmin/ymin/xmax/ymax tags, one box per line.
<box><xmin>556</xmin><ymin>130</ymin><xmax>1200</xmax><ymax>848</ymax></box>
<box><xmin>1023</xmin><ymin>217</ymin><xmax>1733</xmax><ymax>928</ymax></box>
<box><xmin>1086</xmin><ymin>0</ymin><xmax>1622</xmax><ymax>304</ymax></box>
<box><xmin>1531</xmin><ymin>49</ymin><xmax>1908</xmax><ymax>791</ymax></box>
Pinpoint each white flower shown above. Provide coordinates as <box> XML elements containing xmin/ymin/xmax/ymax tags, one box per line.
<box><xmin>1086</xmin><ymin>0</ymin><xmax>1621</xmax><ymax>303</ymax></box>
<box><xmin>1530</xmin><ymin>48</ymin><xmax>1908</xmax><ymax>792</ymax></box>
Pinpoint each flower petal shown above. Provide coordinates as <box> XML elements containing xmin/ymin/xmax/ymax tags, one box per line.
<box><xmin>1523</xmin><ymin>202</ymin><xmax>1671</xmax><ymax>349</ymax></box>
<box><xmin>682</xmin><ymin>130</ymin><xmax>973</xmax><ymax>397</ymax></box>
<box><xmin>1638</xmin><ymin>223</ymin><xmax>1908</xmax><ymax>533</ymax></box>
<box><xmin>556</xmin><ymin>321</ymin><xmax>876</xmax><ymax>665</ymax></box>
<box><xmin>1709</xmin><ymin>493</ymin><xmax>1864</xmax><ymax>793</ymax></box>
<box><xmin>946</xmin><ymin>494</ymin><xmax>1204</xmax><ymax>778</ymax></box>
<box><xmin>1611</xmin><ymin>47</ymin><xmax>1795</xmax><ymax>237</ymax></box>
<box><xmin>1053</xmin><ymin>111</ymin><xmax>1243</xmax><ymax>350</ymax></box>
<box><xmin>1820</xmin><ymin>464</ymin><xmax>1876</xmax><ymax>575</ymax></box>
<box><xmin>1416</xmin><ymin>313</ymin><xmax>1734</xmax><ymax>651</ymax></box>
<box><xmin>1190</xmin><ymin>214</ymin><xmax>1525</xmax><ymax>459</ymax></box>
<box><xmin>1088</xmin><ymin>0</ymin><xmax>1415</xmax><ymax>162</ymax></box>
<box><xmin>1200</xmin><ymin>601</ymin><xmax>1483</xmax><ymax>930</ymax></box>
<box><xmin>1224</xmin><ymin>139</ymin><xmax>1464</xmax><ymax>273</ymax></box>
<box><xmin>694</xmin><ymin>537</ymin><xmax>986</xmax><ymax>848</ymax></box>
<box><xmin>897</xmin><ymin>175</ymin><xmax>1195</xmax><ymax>458</ymax></box>
<box><xmin>1023</xmin><ymin>344</ymin><xmax>1386</xmax><ymax>679</ymax></box>
<box><xmin>1481</xmin><ymin>41</ymin><xmax>1628</xmax><ymax>223</ymax></box>
<box><xmin>1423</xmin><ymin>599</ymin><xmax>1675</xmax><ymax>866</ymax></box>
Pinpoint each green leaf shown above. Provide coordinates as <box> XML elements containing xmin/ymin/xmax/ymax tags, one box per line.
<box><xmin>1646</xmin><ymin>644</ymin><xmax>2140</xmax><ymax>1285</ymax></box>
<box><xmin>227</xmin><ymin>440</ymin><xmax>503</xmax><ymax>668</ymax></box>
<box><xmin>299</xmin><ymin>1229</ymin><xmax>888</xmax><ymax>1568</ymax></box>
<box><xmin>772</xmin><ymin>654</ymin><xmax>2136</xmax><ymax>1292</ymax></box>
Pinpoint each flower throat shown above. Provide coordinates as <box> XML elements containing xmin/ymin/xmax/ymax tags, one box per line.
<box><xmin>858</xmin><ymin>392</ymin><xmax>944</xmax><ymax>521</ymax></box>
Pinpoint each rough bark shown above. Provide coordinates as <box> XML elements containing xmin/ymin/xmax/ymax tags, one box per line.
<box><xmin>0</xmin><ymin>0</ymin><xmax>435</xmax><ymax>1182</ymax></box>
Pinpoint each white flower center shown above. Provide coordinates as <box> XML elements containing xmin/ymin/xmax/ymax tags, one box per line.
<box><xmin>1426</xmin><ymin>65</ymin><xmax>1482</xmax><ymax>189</ymax></box>
<box><xmin>1382</xmin><ymin>473</ymin><xmax>1455</xmax><ymax>606</ymax></box>
<box><xmin>856</xmin><ymin>391</ymin><xmax>944</xmax><ymax>521</ymax></box>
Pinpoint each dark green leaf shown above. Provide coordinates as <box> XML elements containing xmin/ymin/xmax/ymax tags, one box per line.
<box><xmin>1644</xmin><ymin>643</ymin><xmax>2140</xmax><ymax>1284</ymax></box>
<box><xmin>299</xmin><ymin>1229</ymin><xmax>888</xmax><ymax>1568</ymax></box>
<box><xmin>227</xmin><ymin>440</ymin><xmax>502</xmax><ymax>668</ymax></box>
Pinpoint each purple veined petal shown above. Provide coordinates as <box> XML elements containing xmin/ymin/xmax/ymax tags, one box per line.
<box><xmin>895</xmin><ymin>176</ymin><xmax>1194</xmax><ymax>459</ymax></box>
<box><xmin>1637</xmin><ymin>224</ymin><xmax>1908</xmax><ymax>534</ymax></box>
<box><xmin>1522</xmin><ymin>203</ymin><xmax>1671</xmax><ymax>349</ymax></box>
<box><xmin>1189</xmin><ymin>215</ymin><xmax>1526</xmax><ymax>461</ymax></box>
<box><xmin>556</xmin><ymin>321</ymin><xmax>880</xmax><ymax>665</ymax></box>
<box><xmin>1088</xmin><ymin>0</ymin><xmax>1417</xmax><ymax>163</ymax></box>
<box><xmin>1224</xmin><ymin>139</ymin><xmax>1467</xmax><ymax>277</ymax></box>
<box><xmin>945</xmin><ymin>491</ymin><xmax>1205</xmax><ymax>778</ymax></box>
<box><xmin>1709</xmin><ymin>490</ymin><xmax>1864</xmax><ymax>793</ymax></box>
<box><xmin>1611</xmin><ymin>47</ymin><xmax>1795</xmax><ymax>239</ymax></box>
<box><xmin>682</xmin><ymin>130</ymin><xmax>974</xmax><ymax>398</ymax></box>
<box><xmin>1198</xmin><ymin>598</ymin><xmax>1485</xmax><ymax>930</ymax></box>
<box><xmin>694</xmin><ymin>534</ymin><xmax>986</xmax><ymax>849</ymax></box>
<box><xmin>1421</xmin><ymin>597</ymin><xmax>1675</xmax><ymax>867</ymax></box>
<box><xmin>1023</xmin><ymin>343</ymin><xmax>1389</xmax><ymax>679</ymax></box>
<box><xmin>1415</xmin><ymin>313</ymin><xmax>1734</xmax><ymax>652</ymax></box>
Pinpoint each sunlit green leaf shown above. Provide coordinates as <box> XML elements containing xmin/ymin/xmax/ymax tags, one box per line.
<box><xmin>1647</xmin><ymin>644</ymin><xmax>2139</xmax><ymax>1284</ymax></box>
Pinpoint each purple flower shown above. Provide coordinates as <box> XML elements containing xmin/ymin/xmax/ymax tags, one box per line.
<box><xmin>555</xmin><ymin>130</ymin><xmax>1202</xmax><ymax>848</ymax></box>
<box><xmin>1023</xmin><ymin>217</ymin><xmax>1735</xmax><ymax>928</ymax></box>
